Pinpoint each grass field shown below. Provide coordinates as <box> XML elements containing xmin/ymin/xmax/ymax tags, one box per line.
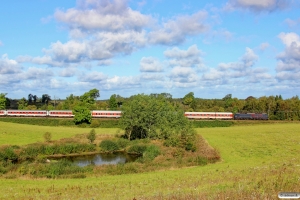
<box><xmin>0</xmin><ymin>121</ymin><xmax>300</xmax><ymax>199</ymax></box>
<box><xmin>0</xmin><ymin>121</ymin><xmax>118</xmax><ymax>146</ymax></box>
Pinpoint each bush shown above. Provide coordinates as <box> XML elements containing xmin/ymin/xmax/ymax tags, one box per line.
<box><xmin>44</xmin><ymin>132</ymin><xmax>52</xmax><ymax>143</ymax></box>
<box><xmin>90</xmin><ymin>120</ymin><xmax>100</xmax><ymax>128</ymax></box>
<box><xmin>164</xmin><ymin>136</ymin><xmax>180</xmax><ymax>147</ymax></box>
<box><xmin>127</xmin><ymin>144</ymin><xmax>147</xmax><ymax>155</ymax></box>
<box><xmin>99</xmin><ymin>140</ymin><xmax>119</xmax><ymax>152</ymax></box>
<box><xmin>87</xmin><ymin>129</ymin><xmax>96</xmax><ymax>143</ymax></box>
<box><xmin>143</xmin><ymin>145</ymin><xmax>161</xmax><ymax>161</ymax></box>
<box><xmin>116</xmin><ymin>138</ymin><xmax>130</xmax><ymax>149</ymax></box>
<box><xmin>0</xmin><ymin>146</ymin><xmax>18</xmax><ymax>162</ymax></box>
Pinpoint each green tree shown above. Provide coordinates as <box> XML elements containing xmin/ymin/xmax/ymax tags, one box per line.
<box><xmin>0</xmin><ymin>93</ymin><xmax>7</xmax><ymax>109</ymax></box>
<box><xmin>109</xmin><ymin>94</ymin><xmax>118</xmax><ymax>110</ymax></box>
<box><xmin>62</xmin><ymin>94</ymin><xmax>80</xmax><ymax>110</ymax></box>
<box><xmin>18</xmin><ymin>98</ymin><xmax>28</xmax><ymax>110</ymax></box>
<box><xmin>73</xmin><ymin>105</ymin><xmax>92</xmax><ymax>124</ymax></box>
<box><xmin>120</xmin><ymin>94</ymin><xmax>196</xmax><ymax>151</ymax></box>
<box><xmin>41</xmin><ymin>94</ymin><xmax>51</xmax><ymax>105</ymax></box>
<box><xmin>183</xmin><ymin>92</ymin><xmax>195</xmax><ymax>106</ymax></box>
<box><xmin>79</xmin><ymin>88</ymin><xmax>100</xmax><ymax>108</ymax></box>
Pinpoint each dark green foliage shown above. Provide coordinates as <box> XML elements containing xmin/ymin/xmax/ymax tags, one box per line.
<box><xmin>109</xmin><ymin>94</ymin><xmax>118</xmax><ymax>110</ymax></box>
<box><xmin>0</xmin><ymin>146</ymin><xmax>18</xmax><ymax>162</ymax></box>
<box><xmin>58</xmin><ymin>119</ymin><xmax>75</xmax><ymax>126</ymax></box>
<box><xmin>191</xmin><ymin>120</ymin><xmax>233</xmax><ymax>128</ymax></box>
<box><xmin>0</xmin><ymin>117</ymin><xmax>75</xmax><ymax>126</ymax></box>
<box><xmin>0</xmin><ymin>117</ymin><xmax>122</xmax><ymax>128</ymax></box>
<box><xmin>99</xmin><ymin>140</ymin><xmax>119</xmax><ymax>152</ymax></box>
<box><xmin>87</xmin><ymin>129</ymin><xmax>96</xmax><ymax>143</ymax></box>
<box><xmin>127</xmin><ymin>144</ymin><xmax>147</xmax><ymax>155</ymax></box>
<box><xmin>73</xmin><ymin>105</ymin><xmax>92</xmax><ymax>124</ymax></box>
<box><xmin>120</xmin><ymin>94</ymin><xmax>196</xmax><ymax>141</ymax></box>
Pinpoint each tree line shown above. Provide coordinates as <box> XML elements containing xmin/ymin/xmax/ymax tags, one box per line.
<box><xmin>1</xmin><ymin>90</ymin><xmax>300</xmax><ymax>120</ymax></box>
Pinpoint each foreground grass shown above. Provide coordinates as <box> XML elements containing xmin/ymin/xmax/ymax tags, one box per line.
<box><xmin>0</xmin><ymin>122</ymin><xmax>300</xmax><ymax>199</ymax></box>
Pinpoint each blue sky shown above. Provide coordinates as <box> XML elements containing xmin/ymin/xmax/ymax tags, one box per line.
<box><xmin>1</xmin><ymin>0</ymin><xmax>300</xmax><ymax>100</ymax></box>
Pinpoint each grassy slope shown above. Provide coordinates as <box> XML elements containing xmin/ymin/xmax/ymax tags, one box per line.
<box><xmin>0</xmin><ymin>122</ymin><xmax>300</xmax><ymax>199</ymax></box>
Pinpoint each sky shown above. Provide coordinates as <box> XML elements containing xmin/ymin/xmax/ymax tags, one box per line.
<box><xmin>0</xmin><ymin>0</ymin><xmax>300</xmax><ymax>100</ymax></box>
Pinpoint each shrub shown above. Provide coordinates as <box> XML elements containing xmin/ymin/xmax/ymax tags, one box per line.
<box><xmin>44</xmin><ymin>132</ymin><xmax>52</xmax><ymax>143</ymax></box>
<box><xmin>99</xmin><ymin>140</ymin><xmax>119</xmax><ymax>152</ymax></box>
<box><xmin>127</xmin><ymin>144</ymin><xmax>147</xmax><ymax>155</ymax></box>
<box><xmin>87</xmin><ymin>129</ymin><xmax>96</xmax><ymax>143</ymax></box>
<box><xmin>164</xmin><ymin>136</ymin><xmax>180</xmax><ymax>147</ymax></box>
<box><xmin>116</xmin><ymin>138</ymin><xmax>130</xmax><ymax>149</ymax></box>
<box><xmin>0</xmin><ymin>146</ymin><xmax>18</xmax><ymax>162</ymax></box>
<box><xmin>90</xmin><ymin>120</ymin><xmax>100</xmax><ymax>128</ymax></box>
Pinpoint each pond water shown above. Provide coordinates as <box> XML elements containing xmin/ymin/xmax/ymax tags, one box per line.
<box><xmin>56</xmin><ymin>152</ymin><xmax>140</xmax><ymax>167</ymax></box>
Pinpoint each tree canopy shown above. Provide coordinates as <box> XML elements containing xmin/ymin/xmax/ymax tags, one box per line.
<box><xmin>119</xmin><ymin>94</ymin><xmax>196</xmax><ymax>150</ymax></box>
<box><xmin>0</xmin><ymin>93</ymin><xmax>7</xmax><ymax>110</ymax></box>
<box><xmin>109</xmin><ymin>94</ymin><xmax>118</xmax><ymax>110</ymax></box>
<box><xmin>71</xmin><ymin>89</ymin><xmax>100</xmax><ymax>124</ymax></box>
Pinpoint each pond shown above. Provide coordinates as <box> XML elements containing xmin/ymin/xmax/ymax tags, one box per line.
<box><xmin>53</xmin><ymin>152</ymin><xmax>140</xmax><ymax>167</ymax></box>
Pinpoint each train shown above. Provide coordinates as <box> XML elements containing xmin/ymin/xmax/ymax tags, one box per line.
<box><xmin>0</xmin><ymin>110</ymin><xmax>268</xmax><ymax>120</ymax></box>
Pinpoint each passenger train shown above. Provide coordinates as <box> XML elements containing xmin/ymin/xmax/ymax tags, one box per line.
<box><xmin>0</xmin><ymin>110</ymin><xmax>268</xmax><ymax>120</ymax></box>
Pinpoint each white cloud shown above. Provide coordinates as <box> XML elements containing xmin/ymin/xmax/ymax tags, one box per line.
<box><xmin>21</xmin><ymin>67</ymin><xmax>54</xmax><ymax>80</ymax></box>
<box><xmin>148</xmin><ymin>11</ymin><xmax>209</xmax><ymax>45</ymax></box>
<box><xmin>55</xmin><ymin>0</ymin><xmax>151</xmax><ymax>33</ymax></box>
<box><xmin>276</xmin><ymin>32</ymin><xmax>300</xmax><ymax>74</ymax></box>
<box><xmin>104</xmin><ymin>75</ymin><xmax>141</xmax><ymax>90</ymax></box>
<box><xmin>202</xmin><ymin>47</ymin><xmax>268</xmax><ymax>85</ymax></box>
<box><xmin>284</xmin><ymin>18</ymin><xmax>300</xmax><ymax>28</ymax></box>
<box><xmin>0</xmin><ymin>41</ymin><xmax>3</xmax><ymax>46</ymax></box>
<box><xmin>164</xmin><ymin>45</ymin><xmax>206</xmax><ymax>70</ymax></box>
<box><xmin>259</xmin><ymin>42</ymin><xmax>270</xmax><ymax>51</ymax></box>
<box><xmin>59</xmin><ymin>68</ymin><xmax>77</xmax><ymax>77</ymax></box>
<box><xmin>140</xmin><ymin>73</ymin><xmax>164</xmax><ymax>81</ymax></box>
<box><xmin>140</xmin><ymin>57</ymin><xmax>163</xmax><ymax>72</ymax></box>
<box><xmin>169</xmin><ymin>66</ymin><xmax>198</xmax><ymax>83</ymax></box>
<box><xmin>227</xmin><ymin>0</ymin><xmax>289</xmax><ymax>12</ymax></box>
<box><xmin>79</xmin><ymin>71</ymin><xmax>108</xmax><ymax>82</ymax></box>
<box><xmin>0</xmin><ymin>54</ymin><xmax>22</xmax><ymax>74</ymax></box>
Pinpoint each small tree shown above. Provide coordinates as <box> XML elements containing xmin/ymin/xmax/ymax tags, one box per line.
<box><xmin>44</xmin><ymin>132</ymin><xmax>52</xmax><ymax>143</ymax></box>
<box><xmin>87</xmin><ymin>129</ymin><xmax>96</xmax><ymax>143</ymax></box>
<box><xmin>109</xmin><ymin>94</ymin><xmax>118</xmax><ymax>110</ymax></box>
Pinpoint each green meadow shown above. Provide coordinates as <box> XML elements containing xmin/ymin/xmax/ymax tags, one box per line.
<box><xmin>0</xmin><ymin>121</ymin><xmax>300</xmax><ymax>199</ymax></box>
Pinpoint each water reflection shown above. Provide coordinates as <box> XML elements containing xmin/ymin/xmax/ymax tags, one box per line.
<box><xmin>60</xmin><ymin>152</ymin><xmax>139</xmax><ymax>167</ymax></box>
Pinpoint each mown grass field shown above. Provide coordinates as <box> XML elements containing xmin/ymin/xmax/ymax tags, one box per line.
<box><xmin>0</xmin><ymin>121</ymin><xmax>117</xmax><ymax>146</ymax></box>
<box><xmin>0</xmin><ymin>121</ymin><xmax>300</xmax><ymax>199</ymax></box>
